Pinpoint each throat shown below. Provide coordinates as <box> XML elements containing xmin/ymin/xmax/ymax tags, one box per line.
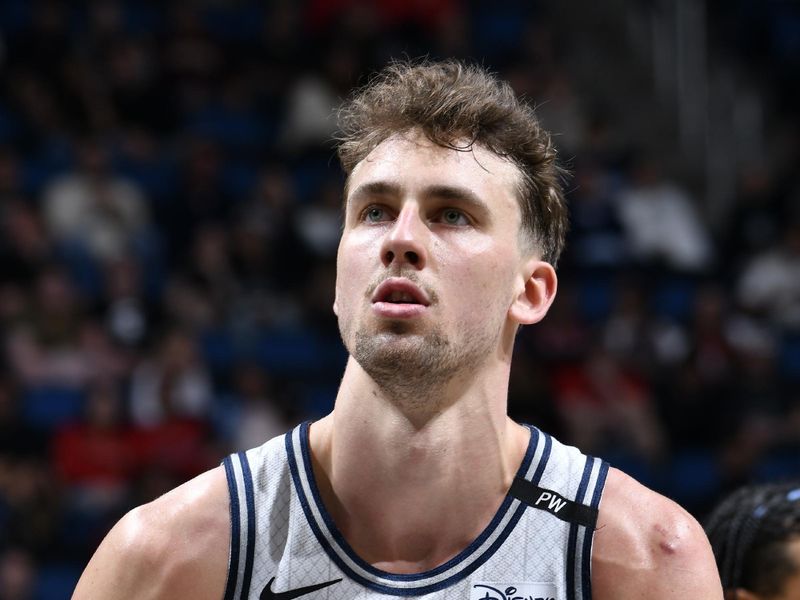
<box><xmin>310</xmin><ymin>433</ymin><xmax>521</xmax><ymax>575</ymax></box>
<box><xmin>307</xmin><ymin>402</ymin><xmax>532</xmax><ymax>575</ymax></box>
<box><xmin>335</xmin><ymin>488</ymin><xmax>502</xmax><ymax>574</ymax></box>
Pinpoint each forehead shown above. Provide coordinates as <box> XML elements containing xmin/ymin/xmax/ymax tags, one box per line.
<box><xmin>346</xmin><ymin>131</ymin><xmax>522</xmax><ymax>214</ymax></box>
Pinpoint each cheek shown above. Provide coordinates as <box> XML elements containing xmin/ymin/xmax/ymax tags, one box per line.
<box><xmin>333</xmin><ymin>265</ymin><xmax>354</xmax><ymax>318</ymax></box>
<box><xmin>462</xmin><ymin>237</ymin><xmax>517</xmax><ymax>281</ymax></box>
<box><xmin>335</xmin><ymin>238</ymin><xmax>371</xmax><ymax>313</ymax></box>
<box><xmin>438</xmin><ymin>244</ymin><xmax>517</xmax><ymax>309</ymax></box>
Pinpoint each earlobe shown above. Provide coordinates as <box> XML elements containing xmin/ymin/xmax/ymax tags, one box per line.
<box><xmin>508</xmin><ymin>260</ymin><xmax>557</xmax><ymax>325</ymax></box>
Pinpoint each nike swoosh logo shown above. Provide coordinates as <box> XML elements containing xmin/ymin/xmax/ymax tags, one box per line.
<box><xmin>261</xmin><ymin>576</ymin><xmax>343</xmax><ymax>599</ymax></box>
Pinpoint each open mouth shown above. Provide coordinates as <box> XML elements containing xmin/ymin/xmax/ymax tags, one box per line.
<box><xmin>372</xmin><ymin>279</ymin><xmax>430</xmax><ymax>306</ymax></box>
<box><xmin>384</xmin><ymin>290</ymin><xmax>421</xmax><ymax>304</ymax></box>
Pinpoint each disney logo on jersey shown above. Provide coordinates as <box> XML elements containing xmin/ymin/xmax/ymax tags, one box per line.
<box><xmin>471</xmin><ymin>582</ymin><xmax>557</xmax><ymax>600</ymax></box>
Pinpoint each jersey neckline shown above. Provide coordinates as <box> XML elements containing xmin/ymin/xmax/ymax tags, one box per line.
<box><xmin>284</xmin><ymin>421</ymin><xmax>553</xmax><ymax>595</ymax></box>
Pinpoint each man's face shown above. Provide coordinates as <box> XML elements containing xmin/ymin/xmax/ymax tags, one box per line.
<box><xmin>334</xmin><ymin>130</ymin><xmax>531</xmax><ymax>395</ymax></box>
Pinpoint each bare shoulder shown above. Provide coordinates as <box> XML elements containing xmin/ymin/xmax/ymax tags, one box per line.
<box><xmin>591</xmin><ymin>467</ymin><xmax>722</xmax><ymax>599</ymax></box>
<box><xmin>72</xmin><ymin>466</ymin><xmax>230</xmax><ymax>600</ymax></box>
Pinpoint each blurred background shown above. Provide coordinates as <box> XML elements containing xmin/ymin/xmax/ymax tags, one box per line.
<box><xmin>0</xmin><ymin>0</ymin><xmax>797</xmax><ymax>597</ymax></box>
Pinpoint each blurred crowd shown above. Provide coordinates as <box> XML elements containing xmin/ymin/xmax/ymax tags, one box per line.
<box><xmin>0</xmin><ymin>1</ymin><xmax>797</xmax><ymax>598</ymax></box>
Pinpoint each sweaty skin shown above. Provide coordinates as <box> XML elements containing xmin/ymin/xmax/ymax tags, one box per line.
<box><xmin>72</xmin><ymin>132</ymin><xmax>722</xmax><ymax>599</ymax></box>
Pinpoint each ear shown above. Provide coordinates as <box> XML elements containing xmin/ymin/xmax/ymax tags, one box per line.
<box><xmin>508</xmin><ymin>259</ymin><xmax>557</xmax><ymax>325</ymax></box>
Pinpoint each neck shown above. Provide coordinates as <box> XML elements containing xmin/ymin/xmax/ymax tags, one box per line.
<box><xmin>308</xmin><ymin>357</ymin><xmax>530</xmax><ymax>573</ymax></box>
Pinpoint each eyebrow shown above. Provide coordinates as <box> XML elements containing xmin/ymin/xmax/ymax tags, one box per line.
<box><xmin>348</xmin><ymin>181</ymin><xmax>491</xmax><ymax>216</ymax></box>
<box><xmin>347</xmin><ymin>181</ymin><xmax>400</xmax><ymax>206</ymax></box>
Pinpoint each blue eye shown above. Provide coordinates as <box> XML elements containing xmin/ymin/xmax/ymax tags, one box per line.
<box><xmin>441</xmin><ymin>209</ymin><xmax>469</xmax><ymax>226</ymax></box>
<box><xmin>364</xmin><ymin>206</ymin><xmax>388</xmax><ymax>223</ymax></box>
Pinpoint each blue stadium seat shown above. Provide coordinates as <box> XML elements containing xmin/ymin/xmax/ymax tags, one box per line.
<box><xmin>651</xmin><ymin>278</ymin><xmax>696</xmax><ymax>323</ymax></box>
<box><xmin>667</xmin><ymin>450</ymin><xmax>721</xmax><ymax>508</ymax></box>
<box><xmin>34</xmin><ymin>563</ymin><xmax>82</xmax><ymax>600</ymax></box>
<box><xmin>22</xmin><ymin>386</ymin><xmax>86</xmax><ymax>431</ymax></box>
<box><xmin>780</xmin><ymin>334</ymin><xmax>800</xmax><ymax>380</ymax></box>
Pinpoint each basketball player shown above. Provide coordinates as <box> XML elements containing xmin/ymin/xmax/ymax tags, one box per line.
<box><xmin>73</xmin><ymin>61</ymin><xmax>722</xmax><ymax>599</ymax></box>
<box><xmin>706</xmin><ymin>482</ymin><xmax>800</xmax><ymax>599</ymax></box>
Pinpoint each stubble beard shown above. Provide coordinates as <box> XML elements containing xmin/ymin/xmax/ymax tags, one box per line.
<box><xmin>348</xmin><ymin>317</ymin><xmax>499</xmax><ymax>411</ymax></box>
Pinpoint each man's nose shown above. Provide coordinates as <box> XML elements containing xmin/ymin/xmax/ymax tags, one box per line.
<box><xmin>380</xmin><ymin>204</ymin><xmax>428</xmax><ymax>269</ymax></box>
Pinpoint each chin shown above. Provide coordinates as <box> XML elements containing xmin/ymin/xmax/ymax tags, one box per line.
<box><xmin>355</xmin><ymin>328</ymin><xmax>450</xmax><ymax>370</ymax></box>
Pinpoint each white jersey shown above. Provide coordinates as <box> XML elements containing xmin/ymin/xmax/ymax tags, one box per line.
<box><xmin>223</xmin><ymin>422</ymin><xmax>608</xmax><ymax>600</ymax></box>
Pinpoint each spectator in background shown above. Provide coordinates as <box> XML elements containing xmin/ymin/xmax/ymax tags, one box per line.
<box><xmin>722</xmin><ymin>325</ymin><xmax>800</xmax><ymax>482</ymax></box>
<box><xmin>6</xmin><ymin>268</ymin><xmax>90</xmax><ymax>388</ymax></box>
<box><xmin>53</xmin><ymin>381</ymin><xmax>138</xmax><ymax>514</ymax></box>
<box><xmin>723</xmin><ymin>163</ymin><xmax>787</xmax><ymax>272</ymax></box>
<box><xmin>534</xmin><ymin>72</ymin><xmax>586</xmax><ymax>156</ymax></box>
<box><xmin>687</xmin><ymin>285</ymin><xmax>738</xmax><ymax>390</ymax></box>
<box><xmin>162</xmin><ymin>3</ymin><xmax>223</xmax><ymax>113</ymax></box>
<box><xmin>525</xmin><ymin>282</ymin><xmax>592</xmax><ymax>363</ymax></box>
<box><xmin>0</xmin><ymin>377</ymin><xmax>44</xmax><ymax>462</ymax></box>
<box><xmin>129</xmin><ymin>327</ymin><xmax>213</xmax><ymax>428</ymax></box>
<box><xmin>566</xmin><ymin>160</ymin><xmax>628</xmax><ymax>270</ymax></box>
<box><xmin>294</xmin><ymin>177</ymin><xmax>344</xmax><ymax>261</ymax></box>
<box><xmin>216</xmin><ymin>363</ymin><xmax>291</xmax><ymax>452</ymax></box>
<box><xmin>103</xmin><ymin>36</ymin><xmax>177</xmax><ymax>134</ymax></box>
<box><xmin>602</xmin><ymin>281</ymin><xmax>660</xmax><ymax>371</ymax></box>
<box><xmin>52</xmin><ymin>380</ymin><xmax>138</xmax><ymax>558</ymax></box>
<box><xmin>158</xmin><ymin>138</ymin><xmax>233</xmax><ymax>262</ymax></box>
<box><xmin>0</xmin><ymin>456</ymin><xmax>60</xmax><ymax>559</ymax></box>
<box><xmin>602</xmin><ymin>279</ymin><xmax>689</xmax><ymax>374</ymax></box>
<box><xmin>42</xmin><ymin>138</ymin><xmax>150</xmax><ymax>265</ymax></box>
<box><xmin>657</xmin><ymin>285</ymin><xmax>736</xmax><ymax>451</ymax></box>
<box><xmin>100</xmin><ymin>257</ymin><xmax>153</xmax><ymax>349</ymax></box>
<box><xmin>615</xmin><ymin>156</ymin><xmax>713</xmax><ymax>272</ymax></box>
<box><xmin>0</xmin><ymin>149</ymin><xmax>25</xmax><ymax>201</ymax></box>
<box><xmin>551</xmin><ymin>342</ymin><xmax>667</xmax><ymax>464</ymax></box>
<box><xmin>5</xmin><ymin>267</ymin><xmax>129</xmax><ymax>392</ymax></box>
<box><xmin>232</xmin><ymin>164</ymin><xmax>303</xmax><ymax>287</ymax></box>
<box><xmin>0</xmin><ymin>201</ymin><xmax>52</xmax><ymax>289</ymax></box>
<box><xmin>185</xmin><ymin>225</ymin><xmax>241</xmax><ymax>326</ymax></box>
<box><xmin>706</xmin><ymin>482</ymin><xmax>800</xmax><ymax>600</ymax></box>
<box><xmin>279</xmin><ymin>40</ymin><xmax>361</xmax><ymax>151</ymax></box>
<box><xmin>0</xmin><ymin>547</ymin><xmax>35</xmax><ymax>600</ymax></box>
<box><xmin>737</xmin><ymin>220</ymin><xmax>800</xmax><ymax>330</ymax></box>
<box><xmin>128</xmin><ymin>330</ymin><xmax>216</xmax><ymax>486</ymax></box>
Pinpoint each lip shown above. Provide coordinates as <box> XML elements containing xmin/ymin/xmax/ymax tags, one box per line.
<box><xmin>372</xmin><ymin>302</ymin><xmax>428</xmax><ymax>319</ymax></box>
<box><xmin>370</xmin><ymin>278</ymin><xmax>431</xmax><ymax>319</ymax></box>
<box><xmin>371</xmin><ymin>278</ymin><xmax>431</xmax><ymax>306</ymax></box>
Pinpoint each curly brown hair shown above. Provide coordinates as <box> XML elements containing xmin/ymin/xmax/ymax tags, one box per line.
<box><xmin>336</xmin><ymin>59</ymin><xmax>568</xmax><ymax>265</ymax></box>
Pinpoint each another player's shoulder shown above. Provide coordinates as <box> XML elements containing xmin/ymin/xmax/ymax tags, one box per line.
<box><xmin>591</xmin><ymin>467</ymin><xmax>722</xmax><ymax>599</ymax></box>
<box><xmin>73</xmin><ymin>466</ymin><xmax>230</xmax><ymax>600</ymax></box>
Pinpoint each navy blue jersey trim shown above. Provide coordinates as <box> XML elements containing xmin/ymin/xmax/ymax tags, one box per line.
<box><xmin>375</xmin><ymin>499</ymin><xmax>533</xmax><ymax>597</ymax></box>
<box><xmin>580</xmin><ymin>459</ymin><xmax>609</xmax><ymax>600</ymax></box>
<box><xmin>566</xmin><ymin>456</ymin><xmax>595</xmax><ymax>600</ymax></box>
<box><xmin>298</xmin><ymin>422</ymin><xmax>539</xmax><ymax>581</ymax></box>
<box><xmin>286</xmin><ymin>422</ymin><xmax>544</xmax><ymax>595</ymax></box>
<box><xmin>531</xmin><ymin>429</ymin><xmax>552</xmax><ymax>484</ymax></box>
<box><xmin>237</xmin><ymin>452</ymin><xmax>257</xmax><ymax>600</ymax></box>
<box><xmin>286</xmin><ymin>428</ymin><xmax>381</xmax><ymax>590</ymax></box>
<box><xmin>221</xmin><ymin>456</ymin><xmax>240</xmax><ymax>600</ymax></box>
